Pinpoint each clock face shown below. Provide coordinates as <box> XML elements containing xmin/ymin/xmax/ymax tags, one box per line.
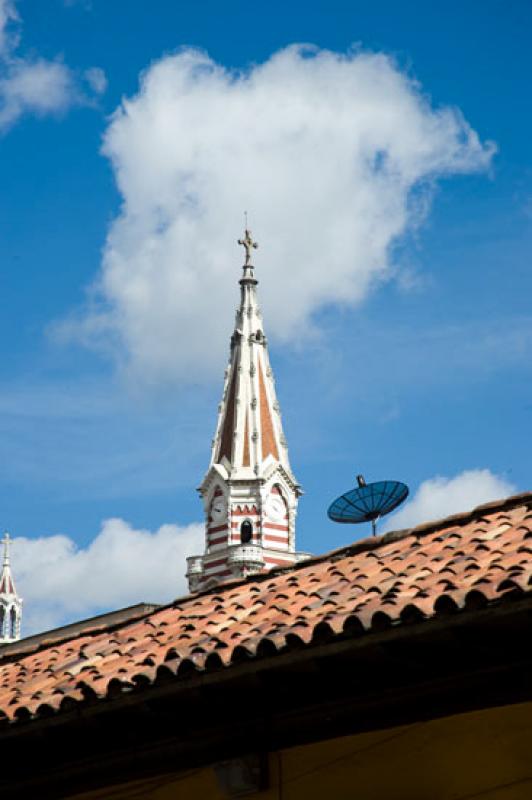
<box><xmin>265</xmin><ymin>494</ymin><xmax>286</xmax><ymax>522</ymax></box>
<box><xmin>211</xmin><ymin>497</ymin><xmax>227</xmax><ymax>523</ymax></box>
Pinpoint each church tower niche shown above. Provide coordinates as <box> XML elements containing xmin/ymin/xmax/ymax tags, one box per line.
<box><xmin>186</xmin><ymin>230</ymin><xmax>307</xmax><ymax>591</ymax></box>
<box><xmin>0</xmin><ymin>533</ymin><xmax>22</xmax><ymax>644</ymax></box>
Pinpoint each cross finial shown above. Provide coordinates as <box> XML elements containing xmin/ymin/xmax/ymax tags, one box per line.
<box><xmin>238</xmin><ymin>227</ymin><xmax>258</xmax><ymax>267</ymax></box>
<box><xmin>2</xmin><ymin>532</ymin><xmax>11</xmax><ymax>566</ymax></box>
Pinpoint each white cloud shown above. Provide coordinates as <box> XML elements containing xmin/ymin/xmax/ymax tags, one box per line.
<box><xmin>383</xmin><ymin>469</ymin><xmax>516</xmax><ymax>532</ymax></box>
<box><xmin>12</xmin><ymin>518</ymin><xmax>203</xmax><ymax>636</ymax></box>
<box><xmin>59</xmin><ymin>45</ymin><xmax>495</xmax><ymax>385</ymax></box>
<box><xmin>0</xmin><ymin>0</ymin><xmax>102</xmax><ymax>132</ymax></box>
<box><xmin>85</xmin><ymin>65</ymin><xmax>107</xmax><ymax>95</ymax></box>
<box><xmin>0</xmin><ymin>58</ymin><xmax>77</xmax><ymax>129</ymax></box>
<box><xmin>0</xmin><ymin>0</ymin><xmax>17</xmax><ymax>56</ymax></box>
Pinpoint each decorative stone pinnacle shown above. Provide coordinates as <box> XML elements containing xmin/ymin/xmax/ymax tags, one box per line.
<box><xmin>238</xmin><ymin>228</ymin><xmax>258</xmax><ymax>266</ymax></box>
<box><xmin>2</xmin><ymin>532</ymin><xmax>10</xmax><ymax>567</ymax></box>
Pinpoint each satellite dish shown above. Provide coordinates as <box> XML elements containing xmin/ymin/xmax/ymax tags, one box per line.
<box><xmin>327</xmin><ymin>475</ymin><xmax>409</xmax><ymax>536</ymax></box>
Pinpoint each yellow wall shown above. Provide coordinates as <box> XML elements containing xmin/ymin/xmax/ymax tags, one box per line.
<box><xmin>73</xmin><ymin>701</ymin><xmax>532</xmax><ymax>800</ymax></box>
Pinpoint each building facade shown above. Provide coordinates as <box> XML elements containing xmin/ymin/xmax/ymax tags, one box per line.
<box><xmin>187</xmin><ymin>230</ymin><xmax>308</xmax><ymax>591</ymax></box>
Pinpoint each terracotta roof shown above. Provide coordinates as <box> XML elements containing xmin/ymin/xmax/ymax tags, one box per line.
<box><xmin>0</xmin><ymin>603</ymin><xmax>159</xmax><ymax>658</ymax></box>
<box><xmin>1</xmin><ymin>491</ymin><xmax>532</xmax><ymax>728</ymax></box>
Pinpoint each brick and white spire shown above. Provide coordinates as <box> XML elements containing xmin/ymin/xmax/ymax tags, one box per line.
<box><xmin>187</xmin><ymin>230</ymin><xmax>307</xmax><ymax>591</ymax></box>
<box><xmin>0</xmin><ymin>533</ymin><xmax>22</xmax><ymax>644</ymax></box>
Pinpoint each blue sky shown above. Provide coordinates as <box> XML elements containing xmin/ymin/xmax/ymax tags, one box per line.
<box><xmin>1</xmin><ymin>0</ymin><xmax>531</xmax><ymax>631</ymax></box>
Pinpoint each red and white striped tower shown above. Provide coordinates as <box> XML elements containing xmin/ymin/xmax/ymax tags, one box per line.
<box><xmin>186</xmin><ymin>230</ymin><xmax>308</xmax><ymax>591</ymax></box>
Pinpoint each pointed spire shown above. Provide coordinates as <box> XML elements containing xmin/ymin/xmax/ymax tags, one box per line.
<box><xmin>187</xmin><ymin>230</ymin><xmax>308</xmax><ymax>592</ymax></box>
<box><xmin>0</xmin><ymin>532</ymin><xmax>22</xmax><ymax>644</ymax></box>
<box><xmin>2</xmin><ymin>532</ymin><xmax>9</xmax><ymax>565</ymax></box>
<box><xmin>0</xmin><ymin>533</ymin><xmax>14</xmax><ymax>594</ymax></box>
<box><xmin>209</xmin><ymin>227</ymin><xmax>295</xmax><ymax>479</ymax></box>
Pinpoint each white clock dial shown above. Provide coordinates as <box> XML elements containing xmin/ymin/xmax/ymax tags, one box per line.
<box><xmin>265</xmin><ymin>495</ymin><xmax>286</xmax><ymax>522</ymax></box>
<box><xmin>211</xmin><ymin>497</ymin><xmax>227</xmax><ymax>523</ymax></box>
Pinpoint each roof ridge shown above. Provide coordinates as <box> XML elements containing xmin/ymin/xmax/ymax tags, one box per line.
<box><xmin>298</xmin><ymin>489</ymin><xmax>532</xmax><ymax>563</ymax></box>
<box><xmin>169</xmin><ymin>489</ymin><xmax>532</xmax><ymax>600</ymax></box>
<box><xmin>0</xmin><ymin>603</ymin><xmax>160</xmax><ymax>664</ymax></box>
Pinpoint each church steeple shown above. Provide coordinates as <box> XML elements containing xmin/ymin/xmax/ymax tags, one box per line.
<box><xmin>0</xmin><ymin>533</ymin><xmax>22</xmax><ymax>644</ymax></box>
<box><xmin>186</xmin><ymin>230</ymin><xmax>307</xmax><ymax>591</ymax></box>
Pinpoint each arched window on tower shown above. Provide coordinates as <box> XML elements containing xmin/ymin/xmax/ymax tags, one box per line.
<box><xmin>10</xmin><ymin>606</ymin><xmax>17</xmax><ymax>639</ymax></box>
<box><xmin>0</xmin><ymin>605</ymin><xmax>5</xmax><ymax>639</ymax></box>
<box><xmin>240</xmin><ymin>519</ymin><xmax>253</xmax><ymax>544</ymax></box>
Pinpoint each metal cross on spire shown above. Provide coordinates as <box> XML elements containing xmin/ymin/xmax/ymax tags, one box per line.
<box><xmin>238</xmin><ymin>225</ymin><xmax>258</xmax><ymax>266</ymax></box>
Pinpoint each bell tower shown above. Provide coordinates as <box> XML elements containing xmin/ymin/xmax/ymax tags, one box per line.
<box><xmin>187</xmin><ymin>230</ymin><xmax>307</xmax><ymax>591</ymax></box>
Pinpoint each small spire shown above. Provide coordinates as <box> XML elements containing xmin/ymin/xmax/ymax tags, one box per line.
<box><xmin>2</xmin><ymin>532</ymin><xmax>10</xmax><ymax>567</ymax></box>
<box><xmin>238</xmin><ymin>227</ymin><xmax>258</xmax><ymax>267</ymax></box>
<box><xmin>0</xmin><ymin>531</ymin><xmax>22</xmax><ymax>643</ymax></box>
